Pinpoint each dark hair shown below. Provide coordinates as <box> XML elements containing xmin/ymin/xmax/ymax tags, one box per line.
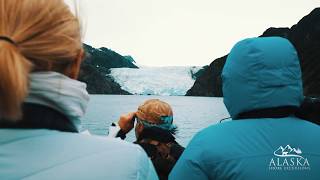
<box><xmin>137</xmin><ymin>126</ymin><xmax>177</xmax><ymax>142</ymax></box>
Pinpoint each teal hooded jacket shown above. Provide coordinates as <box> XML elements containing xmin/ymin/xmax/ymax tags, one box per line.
<box><xmin>170</xmin><ymin>37</ymin><xmax>320</xmax><ymax>180</ymax></box>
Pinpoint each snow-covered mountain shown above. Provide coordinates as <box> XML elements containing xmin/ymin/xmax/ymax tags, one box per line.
<box><xmin>109</xmin><ymin>66</ymin><xmax>202</xmax><ymax>96</ymax></box>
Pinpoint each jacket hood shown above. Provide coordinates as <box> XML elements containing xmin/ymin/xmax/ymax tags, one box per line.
<box><xmin>222</xmin><ymin>37</ymin><xmax>303</xmax><ymax>119</ymax></box>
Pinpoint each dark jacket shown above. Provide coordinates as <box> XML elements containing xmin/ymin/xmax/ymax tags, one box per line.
<box><xmin>135</xmin><ymin>127</ymin><xmax>184</xmax><ymax>180</ymax></box>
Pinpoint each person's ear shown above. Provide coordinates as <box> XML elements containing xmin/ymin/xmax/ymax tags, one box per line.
<box><xmin>138</xmin><ymin>123</ymin><xmax>144</xmax><ymax>133</ymax></box>
<box><xmin>69</xmin><ymin>49</ymin><xmax>84</xmax><ymax>79</ymax></box>
<box><xmin>135</xmin><ymin>122</ymin><xmax>144</xmax><ymax>139</ymax></box>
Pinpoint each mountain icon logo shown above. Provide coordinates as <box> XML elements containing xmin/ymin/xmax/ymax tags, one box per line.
<box><xmin>273</xmin><ymin>145</ymin><xmax>303</xmax><ymax>158</ymax></box>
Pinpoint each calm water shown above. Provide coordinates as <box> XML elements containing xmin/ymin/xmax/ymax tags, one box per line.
<box><xmin>82</xmin><ymin>95</ymin><xmax>229</xmax><ymax>146</ymax></box>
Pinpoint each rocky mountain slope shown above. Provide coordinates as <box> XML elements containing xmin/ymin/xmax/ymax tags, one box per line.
<box><xmin>78</xmin><ymin>44</ymin><xmax>138</xmax><ymax>94</ymax></box>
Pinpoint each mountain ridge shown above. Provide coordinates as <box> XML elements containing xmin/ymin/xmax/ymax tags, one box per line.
<box><xmin>78</xmin><ymin>44</ymin><xmax>138</xmax><ymax>94</ymax></box>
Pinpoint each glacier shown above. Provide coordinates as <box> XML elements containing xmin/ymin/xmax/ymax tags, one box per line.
<box><xmin>109</xmin><ymin>66</ymin><xmax>202</xmax><ymax>96</ymax></box>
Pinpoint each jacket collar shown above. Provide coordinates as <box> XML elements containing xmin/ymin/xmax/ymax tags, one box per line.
<box><xmin>236</xmin><ymin>106</ymin><xmax>298</xmax><ymax>120</ymax></box>
<box><xmin>25</xmin><ymin>71</ymin><xmax>90</xmax><ymax>131</ymax></box>
<box><xmin>0</xmin><ymin>103</ymin><xmax>78</xmax><ymax>133</ymax></box>
<box><xmin>137</xmin><ymin>127</ymin><xmax>176</xmax><ymax>143</ymax></box>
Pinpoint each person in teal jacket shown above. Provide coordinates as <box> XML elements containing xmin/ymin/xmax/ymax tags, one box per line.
<box><xmin>0</xmin><ymin>0</ymin><xmax>157</xmax><ymax>179</ymax></box>
<box><xmin>170</xmin><ymin>37</ymin><xmax>320</xmax><ymax>180</ymax></box>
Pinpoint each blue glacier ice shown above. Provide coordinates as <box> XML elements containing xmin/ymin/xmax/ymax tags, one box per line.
<box><xmin>109</xmin><ymin>66</ymin><xmax>202</xmax><ymax>96</ymax></box>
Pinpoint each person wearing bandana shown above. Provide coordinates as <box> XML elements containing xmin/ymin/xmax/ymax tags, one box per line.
<box><xmin>108</xmin><ymin>99</ymin><xmax>184</xmax><ymax>180</ymax></box>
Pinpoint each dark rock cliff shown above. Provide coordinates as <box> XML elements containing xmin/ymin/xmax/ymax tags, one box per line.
<box><xmin>186</xmin><ymin>58</ymin><xmax>226</xmax><ymax>97</ymax></box>
<box><xmin>186</xmin><ymin>8</ymin><xmax>320</xmax><ymax>97</ymax></box>
<box><xmin>78</xmin><ymin>44</ymin><xmax>138</xmax><ymax>94</ymax></box>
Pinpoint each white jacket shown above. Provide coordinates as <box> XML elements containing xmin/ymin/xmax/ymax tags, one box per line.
<box><xmin>0</xmin><ymin>129</ymin><xmax>158</xmax><ymax>180</ymax></box>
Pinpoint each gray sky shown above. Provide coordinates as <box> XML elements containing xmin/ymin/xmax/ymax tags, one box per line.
<box><xmin>67</xmin><ymin>0</ymin><xmax>319</xmax><ymax>66</ymax></box>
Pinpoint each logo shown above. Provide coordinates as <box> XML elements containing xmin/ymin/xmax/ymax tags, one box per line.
<box><xmin>268</xmin><ymin>145</ymin><xmax>311</xmax><ymax>171</ymax></box>
<box><xmin>274</xmin><ymin>145</ymin><xmax>303</xmax><ymax>158</ymax></box>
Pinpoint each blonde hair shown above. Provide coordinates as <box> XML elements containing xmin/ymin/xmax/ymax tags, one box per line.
<box><xmin>0</xmin><ymin>0</ymin><xmax>82</xmax><ymax>120</ymax></box>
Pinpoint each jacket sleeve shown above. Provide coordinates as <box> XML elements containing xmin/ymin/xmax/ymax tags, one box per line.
<box><xmin>107</xmin><ymin>122</ymin><xmax>127</xmax><ymax>139</ymax></box>
<box><xmin>136</xmin><ymin>146</ymin><xmax>159</xmax><ymax>180</ymax></box>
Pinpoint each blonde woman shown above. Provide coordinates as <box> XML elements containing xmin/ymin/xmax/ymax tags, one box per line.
<box><xmin>0</xmin><ymin>0</ymin><xmax>157</xmax><ymax>179</ymax></box>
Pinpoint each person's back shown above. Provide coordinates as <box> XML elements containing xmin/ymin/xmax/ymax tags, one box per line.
<box><xmin>171</xmin><ymin>118</ymin><xmax>320</xmax><ymax>180</ymax></box>
<box><xmin>0</xmin><ymin>0</ymin><xmax>157</xmax><ymax>179</ymax></box>
<box><xmin>135</xmin><ymin>127</ymin><xmax>184</xmax><ymax>180</ymax></box>
<box><xmin>0</xmin><ymin>129</ymin><xmax>156</xmax><ymax>179</ymax></box>
<box><xmin>170</xmin><ymin>37</ymin><xmax>320</xmax><ymax>180</ymax></box>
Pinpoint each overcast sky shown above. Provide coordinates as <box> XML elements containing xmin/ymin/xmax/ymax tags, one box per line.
<box><xmin>66</xmin><ymin>0</ymin><xmax>319</xmax><ymax>66</ymax></box>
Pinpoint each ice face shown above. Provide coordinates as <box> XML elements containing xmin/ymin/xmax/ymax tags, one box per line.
<box><xmin>110</xmin><ymin>66</ymin><xmax>202</xmax><ymax>96</ymax></box>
